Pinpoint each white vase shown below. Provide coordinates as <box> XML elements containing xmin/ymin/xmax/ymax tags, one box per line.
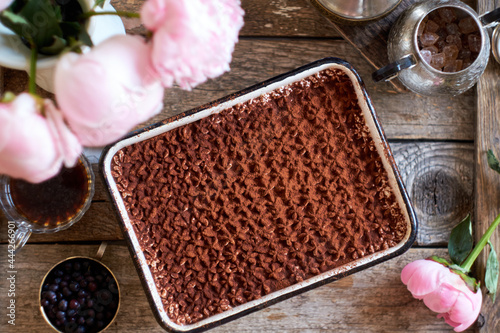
<box><xmin>0</xmin><ymin>0</ymin><xmax>125</xmax><ymax>92</ymax></box>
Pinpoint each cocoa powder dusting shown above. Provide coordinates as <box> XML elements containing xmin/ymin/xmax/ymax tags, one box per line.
<box><xmin>111</xmin><ymin>68</ymin><xmax>407</xmax><ymax>325</ymax></box>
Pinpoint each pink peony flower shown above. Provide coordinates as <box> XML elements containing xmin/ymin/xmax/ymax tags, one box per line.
<box><xmin>54</xmin><ymin>35</ymin><xmax>164</xmax><ymax>147</ymax></box>
<box><xmin>141</xmin><ymin>0</ymin><xmax>244</xmax><ymax>90</ymax></box>
<box><xmin>0</xmin><ymin>93</ymin><xmax>82</xmax><ymax>183</ymax></box>
<box><xmin>401</xmin><ymin>259</ymin><xmax>482</xmax><ymax>332</ymax></box>
<box><xmin>0</xmin><ymin>0</ymin><xmax>12</xmax><ymax>12</ymax></box>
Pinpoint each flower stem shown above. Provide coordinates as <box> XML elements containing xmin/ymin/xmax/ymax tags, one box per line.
<box><xmin>29</xmin><ymin>46</ymin><xmax>37</xmax><ymax>94</ymax></box>
<box><xmin>461</xmin><ymin>213</ymin><xmax>500</xmax><ymax>272</ymax></box>
<box><xmin>80</xmin><ymin>11</ymin><xmax>140</xmax><ymax>19</ymax></box>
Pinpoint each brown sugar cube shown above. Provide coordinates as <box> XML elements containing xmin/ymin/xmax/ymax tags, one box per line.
<box><xmin>443</xmin><ymin>62</ymin><xmax>457</xmax><ymax>72</ymax></box>
<box><xmin>443</xmin><ymin>45</ymin><xmax>459</xmax><ymax>63</ymax></box>
<box><xmin>459</xmin><ymin>16</ymin><xmax>479</xmax><ymax>34</ymax></box>
<box><xmin>446</xmin><ymin>34</ymin><xmax>462</xmax><ymax>50</ymax></box>
<box><xmin>425</xmin><ymin>19</ymin><xmax>440</xmax><ymax>33</ymax></box>
<box><xmin>417</xmin><ymin>17</ymin><xmax>428</xmax><ymax>37</ymax></box>
<box><xmin>422</xmin><ymin>45</ymin><xmax>438</xmax><ymax>55</ymax></box>
<box><xmin>420</xmin><ymin>32</ymin><xmax>440</xmax><ymax>46</ymax></box>
<box><xmin>445</xmin><ymin>23</ymin><xmax>460</xmax><ymax>35</ymax></box>
<box><xmin>457</xmin><ymin>48</ymin><xmax>471</xmax><ymax>61</ymax></box>
<box><xmin>420</xmin><ymin>49</ymin><xmax>433</xmax><ymax>64</ymax></box>
<box><xmin>430</xmin><ymin>53</ymin><xmax>445</xmax><ymax>70</ymax></box>
<box><xmin>462</xmin><ymin>58</ymin><xmax>473</xmax><ymax>69</ymax></box>
<box><xmin>437</xmin><ymin>7</ymin><xmax>457</xmax><ymax>24</ymax></box>
<box><xmin>467</xmin><ymin>33</ymin><xmax>481</xmax><ymax>53</ymax></box>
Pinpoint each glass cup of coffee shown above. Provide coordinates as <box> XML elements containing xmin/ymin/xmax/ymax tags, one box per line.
<box><xmin>0</xmin><ymin>155</ymin><xmax>95</xmax><ymax>253</ymax></box>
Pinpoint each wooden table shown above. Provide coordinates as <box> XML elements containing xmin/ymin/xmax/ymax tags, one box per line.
<box><xmin>1</xmin><ymin>0</ymin><xmax>499</xmax><ymax>332</ymax></box>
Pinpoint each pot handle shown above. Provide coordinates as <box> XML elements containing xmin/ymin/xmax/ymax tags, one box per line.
<box><xmin>480</xmin><ymin>7</ymin><xmax>500</xmax><ymax>28</ymax></box>
<box><xmin>372</xmin><ymin>54</ymin><xmax>417</xmax><ymax>82</ymax></box>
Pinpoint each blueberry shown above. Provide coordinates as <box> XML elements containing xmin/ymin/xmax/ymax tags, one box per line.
<box><xmin>60</xmin><ymin>281</ymin><xmax>68</xmax><ymax>288</ymax></box>
<box><xmin>41</xmin><ymin>299</ymin><xmax>49</xmax><ymax>307</ymax></box>
<box><xmin>44</xmin><ymin>291</ymin><xmax>57</xmax><ymax>304</ymax></box>
<box><xmin>62</xmin><ymin>287</ymin><xmax>72</xmax><ymax>297</ymax></box>
<box><xmin>78</xmin><ymin>290</ymin><xmax>88</xmax><ymax>298</ymax></box>
<box><xmin>86</xmin><ymin>309</ymin><xmax>95</xmax><ymax>318</ymax></box>
<box><xmin>87</xmin><ymin>282</ymin><xmax>97</xmax><ymax>292</ymax></box>
<box><xmin>42</xmin><ymin>283</ymin><xmax>50</xmax><ymax>291</ymax></box>
<box><xmin>64</xmin><ymin>262</ymin><xmax>73</xmax><ymax>271</ymax></box>
<box><xmin>77</xmin><ymin>316</ymin><xmax>85</xmax><ymax>325</ymax></box>
<box><xmin>54</xmin><ymin>269</ymin><xmax>64</xmax><ymax>277</ymax></box>
<box><xmin>73</xmin><ymin>262</ymin><xmax>81</xmax><ymax>271</ymax></box>
<box><xmin>86</xmin><ymin>299</ymin><xmax>94</xmax><ymax>308</ymax></box>
<box><xmin>76</xmin><ymin>325</ymin><xmax>86</xmax><ymax>333</ymax></box>
<box><xmin>67</xmin><ymin>309</ymin><xmax>76</xmax><ymax>318</ymax></box>
<box><xmin>55</xmin><ymin>311</ymin><xmax>66</xmax><ymax>320</ymax></box>
<box><xmin>97</xmin><ymin>320</ymin><xmax>104</xmax><ymax>329</ymax></box>
<box><xmin>58</xmin><ymin>299</ymin><xmax>68</xmax><ymax>311</ymax></box>
<box><xmin>48</xmin><ymin>284</ymin><xmax>59</xmax><ymax>292</ymax></box>
<box><xmin>85</xmin><ymin>317</ymin><xmax>94</xmax><ymax>326</ymax></box>
<box><xmin>69</xmin><ymin>282</ymin><xmax>80</xmax><ymax>292</ymax></box>
<box><xmin>79</xmin><ymin>279</ymin><xmax>88</xmax><ymax>288</ymax></box>
<box><xmin>69</xmin><ymin>299</ymin><xmax>80</xmax><ymax>310</ymax></box>
<box><xmin>63</xmin><ymin>274</ymin><xmax>71</xmax><ymax>282</ymax></box>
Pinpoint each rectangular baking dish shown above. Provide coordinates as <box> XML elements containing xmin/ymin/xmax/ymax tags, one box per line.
<box><xmin>100</xmin><ymin>57</ymin><xmax>417</xmax><ymax>332</ymax></box>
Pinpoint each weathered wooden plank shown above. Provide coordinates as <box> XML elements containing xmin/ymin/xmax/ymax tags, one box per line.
<box><xmin>308</xmin><ymin>0</ymin><xmax>416</xmax><ymax>92</ymax></box>
<box><xmin>0</xmin><ymin>201</ymin><xmax>122</xmax><ymax>243</ymax></box>
<box><xmin>1</xmin><ymin>39</ymin><xmax>475</xmax><ymax>141</ymax></box>
<box><xmin>0</xmin><ymin>245</ymin><xmax>475</xmax><ymax>332</ymax></box>
<box><xmin>0</xmin><ymin>142</ymin><xmax>474</xmax><ymax>247</ymax></box>
<box><xmin>112</xmin><ymin>0</ymin><xmax>341</xmax><ymax>38</ymax></box>
<box><xmin>392</xmin><ymin>142</ymin><xmax>474</xmax><ymax>247</ymax></box>
<box><xmin>139</xmin><ymin>39</ymin><xmax>475</xmax><ymax>142</ymax></box>
<box><xmin>475</xmin><ymin>2</ymin><xmax>500</xmax><ymax>332</ymax></box>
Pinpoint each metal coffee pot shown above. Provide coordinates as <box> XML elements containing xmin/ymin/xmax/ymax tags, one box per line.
<box><xmin>373</xmin><ymin>0</ymin><xmax>500</xmax><ymax>96</ymax></box>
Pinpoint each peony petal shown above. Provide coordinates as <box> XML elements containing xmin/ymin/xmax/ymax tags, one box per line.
<box><xmin>0</xmin><ymin>93</ymin><xmax>62</xmax><ymax>183</ymax></box>
<box><xmin>422</xmin><ymin>282</ymin><xmax>460</xmax><ymax>313</ymax></box>
<box><xmin>44</xmin><ymin>100</ymin><xmax>82</xmax><ymax>168</ymax></box>
<box><xmin>445</xmin><ymin>289</ymin><xmax>482</xmax><ymax>332</ymax></box>
<box><xmin>437</xmin><ymin>313</ymin><xmax>462</xmax><ymax>330</ymax></box>
<box><xmin>0</xmin><ymin>0</ymin><xmax>12</xmax><ymax>12</ymax></box>
<box><xmin>402</xmin><ymin>259</ymin><xmax>450</xmax><ymax>297</ymax></box>
<box><xmin>55</xmin><ymin>35</ymin><xmax>164</xmax><ymax>147</ymax></box>
<box><xmin>148</xmin><ymin>0</ymin><xmax>244</xmax><ymax>90</ymax></box>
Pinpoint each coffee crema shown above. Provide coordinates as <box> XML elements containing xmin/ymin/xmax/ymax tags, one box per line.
<box><xmin>10</xmin><ymin>160</ymin><xmax>90</xmax><ymax>227</ymax></box>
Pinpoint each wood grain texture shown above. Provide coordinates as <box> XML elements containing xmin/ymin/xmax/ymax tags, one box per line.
<box><xmin>308</xmin><ymin>0</ymin><xmax>418</xmax><ymax>93</ymax></box>
<box><xmin>0</xmin><ymin>201</ymin><xmax>122</xmax><ymax>243</ymax></box>
<box><xmin>0</xmin><ymin>245</ymin><xmax>474</xmax><ymax>332</ymax></box>
<box><xmin>140</xmin><ymin>39</ymin><xmax>475</xmax><ymax>141</ymax></box>
<box><xmin>475</xmin><ymin>2</ymin><xmax>500</xmax><ymax>332</ymax></box>
<box><xmin>391</xmin><ymin>142</ymin><xmax>474</xmax><ymax>246</ymax></box>
<box><xmin>111</xmin><ymin>0</ymin><xmax>341</xmax><ymax>38</ymax></box>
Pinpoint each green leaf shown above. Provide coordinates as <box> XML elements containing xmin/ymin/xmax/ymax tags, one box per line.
<box><xmin>39</xmin><ymin>35</ymin><xmax>67</xmax><ymax>55</ymax></box>
<box><xmin>449</xmin><ymin>215</ymin><xmax>474</xmax><ymax>265</ymax></box>
<box><xmin>486</xmin><ymin>241</ymin><xmax>499</xmax><ymax>302</ymax></box>
<box><xmin>0</xmin><ymin>10</ymin><xmax>34</xmax><ymax>45</ymax></box>
<box><xmin>94</xmin><ymin>0</ymin><xmax>106</xmax><ymax>9</ymax></box>
<box><xmin>77</xmin><ymin>29</ymin><xmax>93</xmax><ymax>47</ymax></box>
<box><xmin>487</xmin><ymin>149</ymin><xmax>500</xmax><ymax>174</ymax></box>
